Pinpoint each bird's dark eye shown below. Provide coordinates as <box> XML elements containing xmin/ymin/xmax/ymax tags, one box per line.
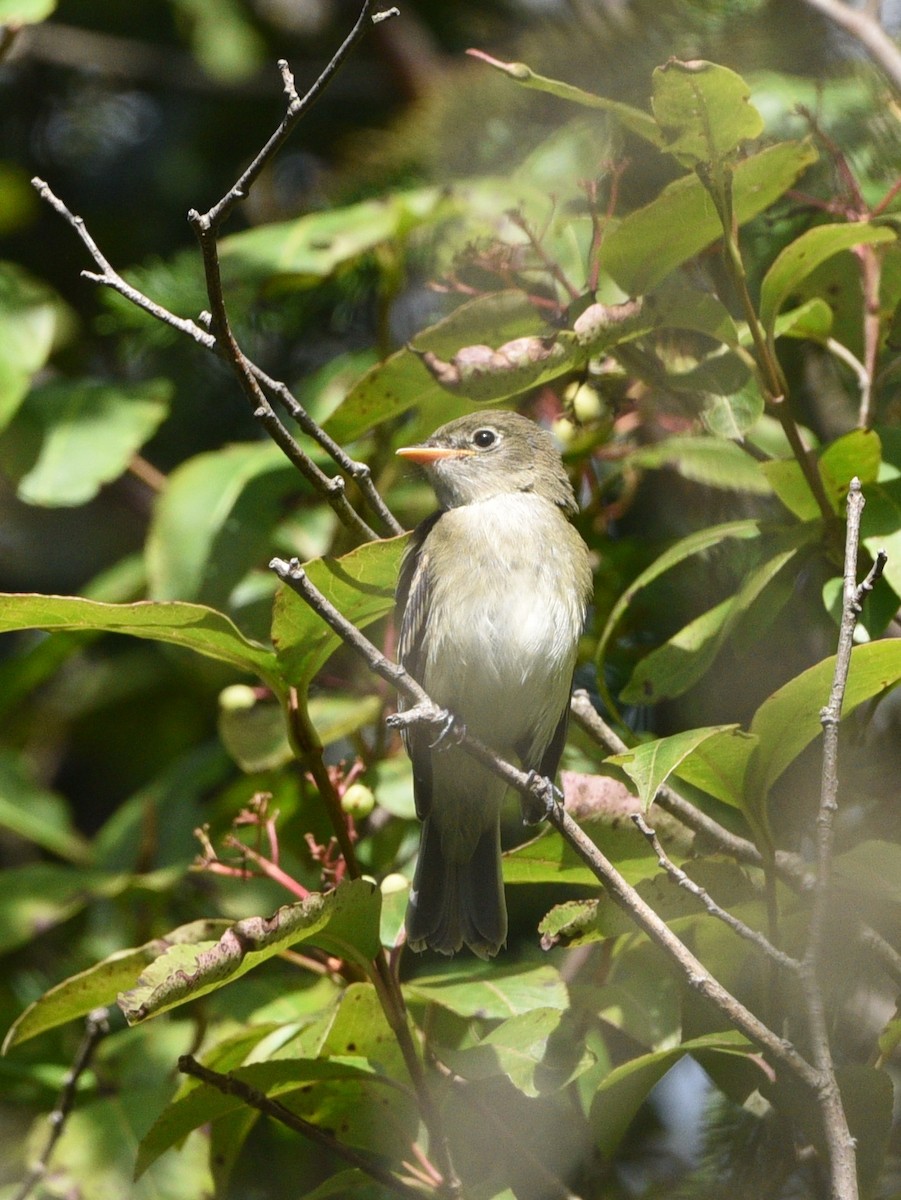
<box><xmin>472</xmin><ymin>428</ymin><xmax>498</xmax><ymax>449</ymax></box>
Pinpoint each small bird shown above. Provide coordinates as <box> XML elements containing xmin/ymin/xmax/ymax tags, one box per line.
<box><xmin>394</xmin><ymin>410</ymin><xmax>592</xmax><ymax>957</ymax></box>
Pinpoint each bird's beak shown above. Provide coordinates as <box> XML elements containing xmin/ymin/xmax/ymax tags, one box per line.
<box><xmin>396</xmin><ymin>445</ymin><xmax>475</xmax><ymax>463</ymax></box>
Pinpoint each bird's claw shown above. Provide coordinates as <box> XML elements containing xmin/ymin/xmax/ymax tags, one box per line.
<box><xmin>521</xmin><ymin>771</ymin><xmax>562</xmax><ymax>825</ymax></box>
<box><xmin>387</xmin><ymin>704</ymin><xmax>465</xmax><ymax>750</ymax></box>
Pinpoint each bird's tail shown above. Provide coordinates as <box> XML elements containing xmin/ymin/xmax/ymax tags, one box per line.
<box><xmin>405</xmin><ymin>817</ymin><xmax>507</xmax><ymax>959</ymax></box>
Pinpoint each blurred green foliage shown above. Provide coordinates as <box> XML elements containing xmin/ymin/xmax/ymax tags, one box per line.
<box><xmin>2</xmin><ymin>2</ymin><xmax>901</xmax><ymax>1198</ymax></box>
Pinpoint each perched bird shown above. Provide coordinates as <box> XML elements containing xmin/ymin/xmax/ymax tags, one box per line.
<box><xmin>394</xmin><ymin>410</ymin><xmax>592</xmax><ymax>957</ymax></box>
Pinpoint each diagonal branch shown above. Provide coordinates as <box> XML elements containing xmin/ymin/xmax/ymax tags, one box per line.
<box><xmin>269</xmin><ymin>554</ymin><xmax>821</xmax><ymax>1092</ymax></box>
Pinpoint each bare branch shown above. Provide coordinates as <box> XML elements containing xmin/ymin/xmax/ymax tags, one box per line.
<box><xmin>800</xmin><ymin>478</ymin><xmax>885</xmax><ymax>1200</ymax></box>
<box><xmin>177</xmin><ymin>1055</ymin><xmax>427</xmax><ymax>1200</ymax></box>
<box><xmin>14</xmin><ymin>1009</ymin><xmax>110</xmax><ymax>1200</ymax></box>
<box><xmin>269</xmin><ymin>555</ymin><xmax>822</xmax><ymax>1091</ymax></box>
<box><xmin>631</xmin><ymin>812</ymin><xmax>801</xmax><ymax>973</ymax></box>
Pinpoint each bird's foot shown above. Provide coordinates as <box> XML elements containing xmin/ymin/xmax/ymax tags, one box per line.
<box><xmin>386</xmin><ymin>704</ymin><xmax>465</xmax><ymax>750</ymax></box>
<box><xmin>521</xmin><ymin>772</ymin><xmax>563</xmax><ymax>825</ymax></box>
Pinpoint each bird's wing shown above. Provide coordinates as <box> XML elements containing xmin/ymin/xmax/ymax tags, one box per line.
<box><xmin>395</xmin><ymin>512</ymin><xmax>442</xmax><ymax>820</ymax></box>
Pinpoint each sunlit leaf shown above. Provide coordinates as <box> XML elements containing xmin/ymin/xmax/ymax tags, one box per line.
<box><xmin>0</xmin><ymin>594</ymin><xmax>281</xmax><ymax>691</ymax></box>
<box><xmin>146</xmin><ymin>441</ymin><xmax>300</xmax><ymax>606</ymax></box>
<box><xmin>3</xmin><ymin>920</ymin><xmax>231</xmax><ymax>1051</ymax></box>
<box><xmin>652</xmin><ymin>60</ymin><xmax>763</xmax><ymax>165</ymax></box>
<box><xmin>119</xmin><ymin>879</ymin><xmax>381</xmax><ymax>1024</ymax></box>
<box><xmin>405</xmin><ymin>962</ymin><xmax>568</xmax><ymax>1018</ymax></box>
<box><xmin>759</xmin><ymin>222</ymin><xmax>896</xmax><ymax>341</ymax></box>
<box><xmin>11</xmin><ymin>378</ymin><xmax>170</xmax><ymax>506</ymax></box>
<box><xmin>599</xmin><ymin>140</ymin><xmax>818</xmax><ymax>293</ymax></box>
<box><xmin>271</xmin><ymin>536</ymin><xmax>406</xmax><ymax>695</ymax></box>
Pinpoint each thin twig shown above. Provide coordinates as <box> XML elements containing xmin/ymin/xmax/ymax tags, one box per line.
<box><xmin>269</xmin><ymin>555</ymin><xmax>821</xmax><ymax>1091</ymax></box>
<box><xmin>177</xmin><ymin>1055</ymin><xmax>427</xmax><ymax>1200</ymax></box>
<box><xmin>569</xmin><ymin>691</ymin><xmax>901</xmax><ymax>988</ymax></box>
<box><xmin>800</xmin><ymin>479</ymin><xmax>885</xmax><ymax>1200</ymax></box>
<box><xmin>631</xmin><ymin>813</ymin><xmax>801</xmax><ymax>973</ymax></box>
<box><xmin>14</xmin><ymin>1008</ymin><xmax>110</xmax><ymax>1200</ymax></box>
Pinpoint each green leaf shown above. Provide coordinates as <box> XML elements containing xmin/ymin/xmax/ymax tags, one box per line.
<box><xmin>599</xmin><ymin>140</ymin><xmax>818</xmax><ymax>294</ymax></box>
<box><xmin>832</xmin><ymin>840</ymin><xmax>901</xmax><ymax>907</ymax></box>
<box><xmin>0</xmin><ymin>261</ymin><xmax>72</xmax><ymax>432</ymax></box>
<box><xmin>589</xmin><ymin>1033</ymin><xmax>757</xmax><ymax>1156</ymax></box>
<box><xmin>146</xmin><ymin>441</ymin><xmax>300</xmax><ymax>605</ymax></box>
<box><xmin>0</xmin><ymin>593</ymin><xmax>282</xmax><ymax>692</ymax></box>
<box><xmin>405</xmin><ymin>962</ymin><xmax>568</xmax><ymax>1019</ymax></box>
<box><xmin>651</xmin><ymin>60</ymin><xmax>763</xmax><ymax>165</ymax></box>
<box><xmin>0</xmin><ymin>864</ymin><xmax>140</xmax><ymax>957</ymax></box>
<box><xmin>0</xmin><ymin>0</ymin><xmax>56</xmax><ymax>22</ymax></box>
<box><xmin>3</xmin><ymin>920</ymin><xmax>231</xmax><ymax>1051</ymax></box>
<box><xmin>118</xmin><ymin>879</ymin><xmax>381</xmax><ymax>1024</ymax></box>
<box><xmin>220</xmin><ymin>187</ymin><xmax>451</xmax><ymax>282</ymax></box>
<box><xmin>759</xmin><ymin>458</ymin><xmax>822</xmax><ymax>520</ymax></box>
<box><xmin>747</xmin><ymin>640</ymin><xmax>901</xmax><ymax>807</ymax></box>
<box><xmin>504</xmin><ymin>819</ymin><xmax>659</xmax><ymax>888</ymax></box>
<box><xmin>271</xmin><ymin>536</ymin><xmax>406</xmax><ymax>695</ymax></box>
<box><xmin>759</xmin><ymin>222</ymin><xmax>896</xmax><ymax>341</ymax></box>
<box><xmin>440</xmin><ymin>1008</ymin><xmax>596</xmax><ymax>1097</ymax></box>
<box><xmin>468</xmin><ymin>51</ymin><xmax>663</xmax><ymax>145</ymax></box>
<box><xmin>701</xmin><ymin>379</ymin><xmax>766</xmax><ymax>439</ymax></box>
<box><xmin>608</xmin><ymin>725</ymin><xmax>740</xmax><ymax>809</ymax></box>
<box><xmin>620</xmin><ymin>527</ymin><xmax>813</xmax><ymax>704</ymax></box>
<box><xmin>136</xmin><ymin>1058</ymin><xmax>396</xmax><ymax>1177</ymax></box>
<box><xmin>627</xmin><ymin>437</ymin><xmax>773</xmax><ymax>494</ymax></box>
<box><xmin>596</xmin><ymin>518</ymin><xmax>763</xmax><ymax>677</ymax></box>
<box><xmin>670</xmin><ymin>728</ymin><xmax>758</xmax><ymax>810</ymax></box>
<box><xmin>0</xmin><ymin>749</ymin><xmax>91</xmax><ymax>863</ymax></box>
<box><xmin>861</xmin><ymin>475</ymin><xmax>901</xmax><ymax>599</ymax></box>
<box><xmin>12</xmin><ymin>378</ymin><xmax>170</xmax><ymax>506</ymax></box>
<box><xmin>818</xmin><ymin>427</ymin><xmax>882</xmax><ymax>496</ymax></box>
<box><xmin>324</xmin><ymin>292</ymin><xmax>561</xmax><ymax>442</ymax></box>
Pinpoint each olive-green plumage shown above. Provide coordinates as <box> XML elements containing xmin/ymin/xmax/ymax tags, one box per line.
<box><xmin>395</xmin><ymin>411</ymin><xmax>592</xmax><ymax>957</ymax></box>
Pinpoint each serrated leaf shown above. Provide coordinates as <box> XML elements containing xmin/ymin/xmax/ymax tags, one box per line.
<box><xmin>271</xmin><ymin>536</ymin><xmax>406</xmax><ymax>695</ymax></box>
<box><xmin>3</xmin><ymin>920</ymin><xmax>231</xmax><ymax>1051</ymax></box>
<box><xmin>13</xmin><ymin>378</ymin><xmax>170</xmax><ymax>506</ymax></box>
<box><xmin>0</xmin><ymin>594</ymin><xmax>282</xmax><ymax>692</ymax></box>
<box><xmin>652</xmin><ymin>60</ymin><xmax>763</xmax><ymax>165</ymax></box>
<box><xmin>671</xmin><ymin>728</ymin><xmax>758</xmax><ymax>809</ymax></box>
<box><xmin>119</xmin><ymin>879</ymin><xmax>381</xmax><ymax>1024</ymax></box>
<box><xmin>608</xmin><ymin>725</ymin><xmax>740</xmax><ymax>809</ymax></box>
<box><xmin>759</xmin><ymin>222</ymin><xmax>896</xmax><ymax>341</ymax></box>
<box><xmin>599</xmin><ymin>140</ymin><xmax>818</xmax><ymax>294</ymax></box>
